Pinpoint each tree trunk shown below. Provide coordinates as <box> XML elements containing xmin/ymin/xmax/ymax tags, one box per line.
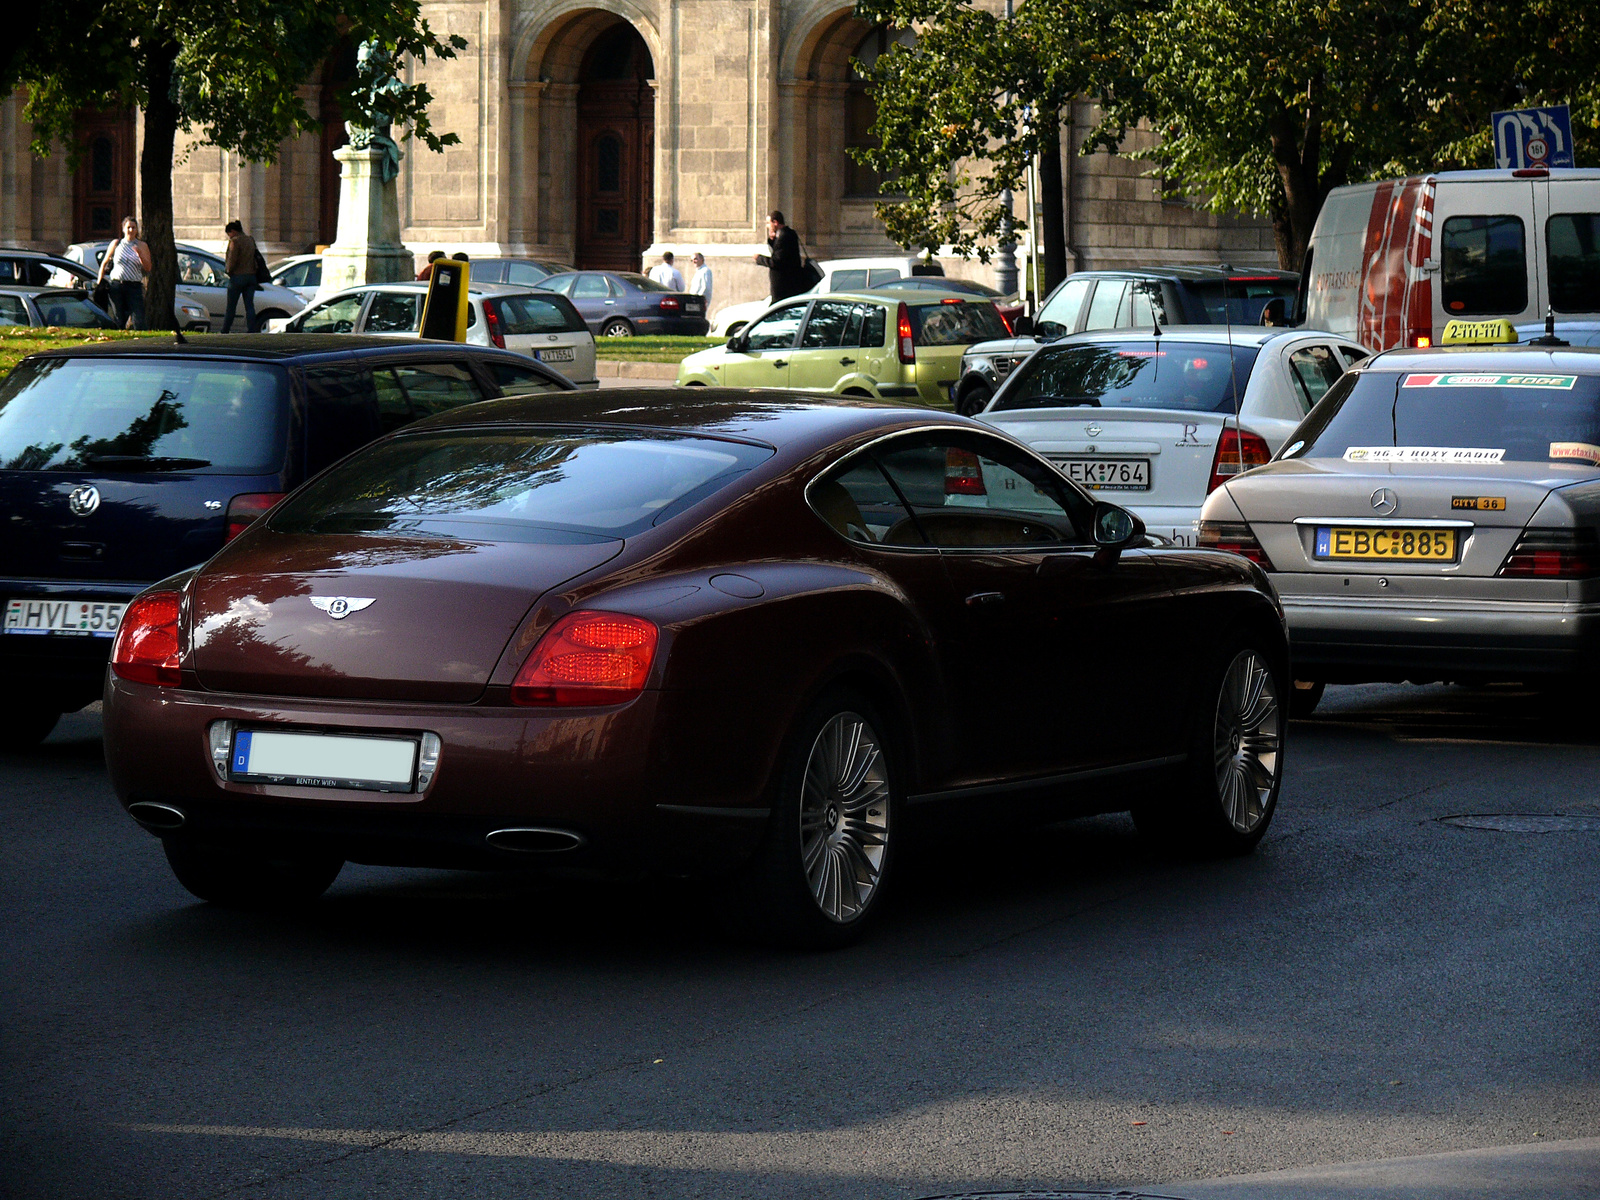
<box><xmin>1038</xmin><ymin>109</ymin><xmax>1068</xmax><ymax>296</ymax></box>
<box><xmin>1269</xmin><ymin>200</ymin><xmax>1295</xmax><ymax>270</ymax></box>
<box><xmin>139</xmin><ymin>41</ymin><xmax>179</xmax><ymax>331</ymax></box>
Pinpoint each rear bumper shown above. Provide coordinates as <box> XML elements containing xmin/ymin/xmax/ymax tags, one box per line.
<box><xmin>1280</xmin><ymin>590</ymin><xmax>1600</xmax><ymax>681</ymax></box>
<box><xmin>636</xmin><ymin>316</ymin><xmax>709</xmax><ymax>336</ymax></box>
<box><xmin>102</xmin><ymin>677</ymin><xmax>770</xmax><ymax>873</ymax></box>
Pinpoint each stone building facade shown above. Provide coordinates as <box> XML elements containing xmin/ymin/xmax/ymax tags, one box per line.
<box><xmin>0</xmin><ymin>0</ymin><xmax>1275</xmax><ymax>313</ymax></box>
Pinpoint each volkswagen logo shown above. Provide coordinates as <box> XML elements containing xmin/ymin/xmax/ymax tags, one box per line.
<box><xmin>1371</xmin><ymin>487</ymin><xmax>1399</xmax><ymax>516</ymax></box>
<box><xmin>1085</xmin><ymin>423</ymin><xmax>1103</xmax><ymax>437</ymax></box>
<box><xmin>67</xmin><ymin>485</ymin><xmax>100</xmax><ymax>517</ymax></box>
<box><xmin>310</xmin><ymin>596</ymin><xmax>376</xmax><ymax>620</ymax></box>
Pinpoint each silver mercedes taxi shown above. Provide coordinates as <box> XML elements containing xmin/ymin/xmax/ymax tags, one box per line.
<box><xmin>1197</xmin><ymin>320</ymin><xmax>1600</xmax><ymax>712</ymax></box>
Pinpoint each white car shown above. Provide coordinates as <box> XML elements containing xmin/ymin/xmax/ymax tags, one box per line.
<box><xmin>709</xmin><ymin>256</ymin><xmax>945</xmax><ymax>337</ymax></box>
<box><xmin>978</xmin><ymin>326</ymin><xmax>1371</xmax><ymax>546</ymax></box>
<box><xmin>268</xmin><ymin>254</ymin><xmax>323</xmax><ymax>302</ymax></box>
<box><xmin>283</xmin><ymin>281</ymin><xmax>599</xmax><ymax>388</ymax></box>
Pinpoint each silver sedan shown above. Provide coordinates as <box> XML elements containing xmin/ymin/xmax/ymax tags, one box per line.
<box><xmin>1198</xmin><ymin>341</ymin><xmax>1600</xmax><ymax>712</ymax></box>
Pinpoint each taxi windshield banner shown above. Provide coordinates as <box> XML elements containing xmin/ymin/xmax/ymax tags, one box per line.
<box><xmin>1343</xmin><ymin>447</ymin><xmax>1505</xmax><ymax>464</ymax></box>
<box><xmin>1403</xmin><ymin>373</ymin><xmax>1578</xmax><ymax>390</ymax></box>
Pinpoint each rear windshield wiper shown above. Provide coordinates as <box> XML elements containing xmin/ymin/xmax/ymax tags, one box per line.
<box><xmin>84</xmin><ymin>455</ymin><xmax>212</xmax><ymax>471</ymax></box>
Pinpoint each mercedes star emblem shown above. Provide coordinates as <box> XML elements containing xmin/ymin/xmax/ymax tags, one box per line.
<box><xmin>1085</xmin><ymin>423</ymin><xmax>1103</xmax><ymax>437</ymax></box>
<box><xmin>310</xmin><ymin>597</ymin><xmax>376</xmax><ymax>620</ymax></box>
<box><xmin>1371</xmin><ymin>487</ymin><xmax>1399</xmax><ymax>516</ymax></box>
<box><xmin>67</xmin><ymin>485</ymin><xmax>100</xmax><ymax>517</ymax></box>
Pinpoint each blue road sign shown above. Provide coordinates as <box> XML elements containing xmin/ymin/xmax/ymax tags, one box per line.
<box><xmin>1492</xmin><ymin>105</ymin><xmax>1576</xmax><ymax>169</ymax></box>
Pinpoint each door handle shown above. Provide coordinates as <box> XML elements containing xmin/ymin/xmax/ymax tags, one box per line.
<box><xmin>840</xmin><ymin>356</ymin><xmax>856</xmax><ymax>365</ymax></box>
<box><xmin>965</xmin><ymin>591</ymin><xmax>1005</xmax><ymax>607</ymax></box>
<box><xmin>774</xmin><ymin>359</ymin><xmax>788</xmax><ymax>367</ymax></box>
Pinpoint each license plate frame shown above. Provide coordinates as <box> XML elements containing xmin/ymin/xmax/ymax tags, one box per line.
<box><xmin>1056</xmin><ymin>457</ymin><xmax>1151</xmax><ymax>492</ymax></box>
<box><xmin>536</xmin><ymin>346</ymin><xmax>576</xmax><ymax>363</ymax></box>
<box><xmin>227</xmin><ymin>728</ymin><xmax>420</xmax><ymax>793</ymax></box>
<box><xmin>3</xmin><ymin>598</ymin><xmax>128</xmax><ymax>637</ymax></box>
<box><xmin>1313</xmin><ymin>525</ymin><xmax>1460</xmax><ymax>563</ymax></box>
<box><xmin>684</xmin><ymin>300</ymin><xmax>704</xmax><ymax>314</ymax></box>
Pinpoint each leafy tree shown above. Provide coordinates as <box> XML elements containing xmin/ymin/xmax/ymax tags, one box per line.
<box><xmin>10</xmin><ymin>2</ymin><xmax>465</xmax><ymax>329</ymax></box>
<box><xmin>851</xmin><ymin>0</ymin><xmax>1135</xmax><ymax>294</ymax></box>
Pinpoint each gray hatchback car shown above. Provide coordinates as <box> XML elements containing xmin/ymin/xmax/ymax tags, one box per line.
<box><xmin>1198</xmin><ymin>336</ymin><xmax>1600</xmax><ymax>712</ymax></box>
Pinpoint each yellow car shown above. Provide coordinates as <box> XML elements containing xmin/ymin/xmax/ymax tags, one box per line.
<box><xmin>677</xmin><ymin>288</ymin><xmax>1011</xmax><ymax>406</ymax></box>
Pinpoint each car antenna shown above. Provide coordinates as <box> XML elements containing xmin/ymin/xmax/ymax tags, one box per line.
<box><xmin>1528</xmin><ymin>306</ymin><xmax>1569</xmax><ymax>347</ymax></box>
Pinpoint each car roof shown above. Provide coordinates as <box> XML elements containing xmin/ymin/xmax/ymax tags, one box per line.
<box><xmin>1068</xmin><ymin>266</ymin><xmax>1298</xmax><ymax>283</ymax></box>
<box><xmin>1361</xmin><ymin>344</ymin><xmax>1600</xmax><ymax>372</ymax></box>
<box><xmin>1044</xmin><ymin>325</ymin><xmax>1300</xmax><ymax>348</ymax></box>
<box><xmin>24</xmin><ymin>333</ymin><xmax>544</xmax><ymax>366</ymax></box>
<box><xmin>326</xmin><ymin>280</ymin><xmax>524</xmax><ymax>297</ymax></box>
<box><xmin>405</xmin><ymin>387</ymin><xmax>987</xmax><ymax>451</ymax></box>
<box><xmin>818</xmin><ymin>288</ymin><xmax>989</xmax><ymax>304</ymax></box>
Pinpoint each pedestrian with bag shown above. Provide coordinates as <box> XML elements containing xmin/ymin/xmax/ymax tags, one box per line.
<box><xmin>94</xmin><ymin>216</ymin><xmax>151</xmax><ymax>330</ymax></box>
<box><xmin>754</xmin><ymin>211</ymin><xmax>810</xmax><ymax>302</ymax></box>
<box><xmin>222</xmin><ymin>220</ymin><xmax>266</xmax><ymax>334</ymax></box>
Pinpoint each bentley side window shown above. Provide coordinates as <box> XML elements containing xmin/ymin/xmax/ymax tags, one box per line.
<box><xmin>810</xmin><ymin>457</ymin><xmax>923</xmax><ymax>546</ymax></box>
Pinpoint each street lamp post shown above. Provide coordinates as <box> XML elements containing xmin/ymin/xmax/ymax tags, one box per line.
<box><xmin>994</xmin><ymin>0</ymin><xmax>1018</xmax><ymax>299</ymax></box>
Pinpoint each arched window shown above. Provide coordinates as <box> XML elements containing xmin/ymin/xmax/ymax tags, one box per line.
<box><xmin>846</xmin><ymin>27</ymin><xmax>915</xmax><ymax>198</ymax></box>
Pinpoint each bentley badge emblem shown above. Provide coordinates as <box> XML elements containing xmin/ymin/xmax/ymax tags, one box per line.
<box><xmin>310</xmin><ymin>597</ymin><xmax>376</xmax><ymax>620</ymax></box>
<box><xmin>1085</xmin><ymin>423</ymin><xmax>1103</xmax><ymax>437</ymax></box>
<box><xmin>1370</xmin><ymin>487</ymin><xmax>1399</xmax><ymax>516</ymax></box>
<box><xmin>67</xmin><ymin>485</ymin><xmax>100</xmax><ymax>517</ymax></box>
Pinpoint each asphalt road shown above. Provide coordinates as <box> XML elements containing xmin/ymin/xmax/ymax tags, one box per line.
<box><xmin>3</xmin><ymin>684</ymin><xmax>1597</xmax><ymax>1199</ymax></box>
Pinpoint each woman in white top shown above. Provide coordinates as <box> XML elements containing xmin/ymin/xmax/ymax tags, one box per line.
<box><xmin>94</xmin><ymin>215</ymin><xmax>152</xmax><ymax>329</ymax></box>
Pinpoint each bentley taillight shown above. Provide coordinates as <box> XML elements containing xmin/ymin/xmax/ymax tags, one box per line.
<box><xmin>110</xmin><ymin>592</ymin><xmax>182</xmax><ymax>687</ymax></box>
<box><xmin>511</xmin><ymin>611</ymin><xmax>659</xmax><ymax>706</ymax></box>
<box><xmin>1498</xmin><ymin>528</ymin><xmax>1600</xmax><ymax>578</ymax></box>
<box><xmin>1207</xmin><ymin>428</ymin><xmax>1272</xmax><ymax>494</ymax></box>
<box><xmin>1198</xmin><ymin>520</ymin><xmax>1274</xmax><ymax>570</ymax></box>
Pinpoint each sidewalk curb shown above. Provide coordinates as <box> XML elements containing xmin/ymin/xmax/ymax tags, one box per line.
<box><xmin>594</xmin><ymin>359</ymin><xmax>680</xmax><ymax>380</ymax></box>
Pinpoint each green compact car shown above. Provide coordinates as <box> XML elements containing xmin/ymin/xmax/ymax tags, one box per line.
<box><xmin>677</xmin><ymin>289</ymin><xmax>1011</xmax><ymax>406</ymax></box>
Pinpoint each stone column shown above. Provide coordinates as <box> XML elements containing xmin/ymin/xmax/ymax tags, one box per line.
<box><xmin>315</xmin><ymin>145</ymin><xmax>413</xmax><ymax>299</ymax></box>
<box><xmin>506</xmin><ymin>80</ymin><xmax>543</xmax><ymax>253</ymax></box>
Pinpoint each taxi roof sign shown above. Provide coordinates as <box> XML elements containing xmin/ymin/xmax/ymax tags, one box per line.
<box><xmin>1441</xmin><ymin>319</ymin><xmax>1518</xmax><ymax>346</ymax></box>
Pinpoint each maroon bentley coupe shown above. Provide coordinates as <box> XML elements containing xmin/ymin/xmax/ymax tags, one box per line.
<box><xmin>104</xmin><ymin>389</ymin><xmax>1287</xmax><ymax>946</ymax></box>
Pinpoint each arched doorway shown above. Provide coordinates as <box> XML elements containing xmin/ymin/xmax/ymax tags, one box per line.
<box><xmin>72</xmin><ymin>109</ymin><xmax>136</xmax><ymax>243</ymax></box>
<box><xmin>575</xmin><ymin>23</ymin><xmax>654</xmax><ymax>271</ymax></box>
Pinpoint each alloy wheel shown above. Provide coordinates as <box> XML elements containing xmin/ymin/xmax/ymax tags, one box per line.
<box><xmin>1213</xmin><ymin>650</ymin><xmax>1281</xmax><ymax>833</ymax></box>
<box><xmin>798</xmin><ymin>712</ymin><xmax>890</xmax><ymax>923</ymax></box>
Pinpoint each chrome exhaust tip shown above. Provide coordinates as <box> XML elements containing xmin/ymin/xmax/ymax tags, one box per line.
<box><xmin>127</xmin><ymin>801</ymin><xmax>187</xmax><ymax>831</ymax></box>
<box><xmin>484</xmin><ymin>827</ymin><xmax>586</xmax><ymax>854</ymax></box>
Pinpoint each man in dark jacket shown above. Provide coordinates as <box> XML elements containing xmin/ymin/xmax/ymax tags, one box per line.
<box><xmin>754</xmin><ymin>210</ymin><xmax>808</xmax><ymax>301</ymax></box>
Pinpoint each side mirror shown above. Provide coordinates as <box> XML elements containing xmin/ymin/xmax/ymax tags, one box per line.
<box><xmin>1011</xmin><ymin>315</ymin><xmax>1034</xmax><ymax>338</ymax></box>
<box><xmin>1092</xmin><ymin>501</ymin><xmax>1145</xmax><ymax>549</ymax></box>
<box><xmin>727</xmin><ymin>333</ymin><xmax>748</xmax><ymax>353</ymax></box>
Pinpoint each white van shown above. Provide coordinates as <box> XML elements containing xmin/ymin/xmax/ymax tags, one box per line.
<box><xmin>1299</xmin><ymin>168</ymin><xmax>1600</xmax><ymax>350</ymax></box>
<box><xmin>709</xmin><ymin>256</ymin><xmax>942</xmax><ymax>337</ymax></box>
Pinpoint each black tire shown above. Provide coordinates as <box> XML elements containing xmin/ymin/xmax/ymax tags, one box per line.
<box><xmin>1133</xmin><ymin>634</ymin><xmax>1286</xmax><ymax>856</ymax></box>
<box><xmin>600</xmin><ymin>318</ymin><xmax>634</xmax><ymax>338</ymax></box>
<box><xmin>1289</xmin><ymin>679</ymin><xmax>1326</xmax><ymax>718</ymax></box>
<box><xmin>737</xmin><ymin>689</ymin><xmax>898</xmax><ymax>949</ymax></box>
<box><xmin>163</xmin><ymin>839</ymin><xmax>343</xmax><ymax>910</ymax></box>
<box><xmin>954</xmin><ymin>382</ymin><xmax>992</xmax><ymax>416</ymax></box>
<box><xmin>0</xmin><ymin>705</ymin><xmax>61</xmax><ymax>750</ymax></box>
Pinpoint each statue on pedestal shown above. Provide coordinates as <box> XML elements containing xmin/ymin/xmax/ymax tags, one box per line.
<box><xmin>346</xmin><ymin>41</ymin><xmax>404</xmax><ymax>185</ymax></box>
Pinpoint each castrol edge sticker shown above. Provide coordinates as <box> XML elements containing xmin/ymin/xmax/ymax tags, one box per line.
<box><xmin>1403</xmin><ymin>373</ymin><xmax>1578</xmax><ymax>389</ymax></box>
<box><xmin>1344</xmin><ymin>447</ymin><xmax>1506</xmax><ymax>464</ymax></box>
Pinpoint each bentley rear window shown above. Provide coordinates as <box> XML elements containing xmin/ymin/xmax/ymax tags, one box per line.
<box><xmin>272</xmin><ymin>428</ymin><xmax>774</xmax><ymax>541</ymax></box>
<box><xmin>993</xmin><ymin>341</ymin><xmax>1261</xmax><ymax>413</ymax></box>
<box><xmin>1290</xmin><ymin>369</ymin><xmax>1600</xmax><ymax>462</ymax></box>
<box><xmin>0</xmin><ymin>357</ymin><xmax>287</xmax><ymax>473</ymax></box>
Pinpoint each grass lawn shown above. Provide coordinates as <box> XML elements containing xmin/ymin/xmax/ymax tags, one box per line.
<box><xmin>0</xmin><ymin>327</ymin><xmax>171</xmax><ymax>377</ymax></box>
<box><xmin>593</xmin><ymin>335</ymin><xmax>723</xmax><ymax>363</ymax></box>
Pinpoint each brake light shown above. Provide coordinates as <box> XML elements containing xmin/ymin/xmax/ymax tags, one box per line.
<box><xmin>511</xmin><ymin>611</ymin><xmax>659</xmax><ymax>706</ymax></box>
<box><xmin>225</xmin><ymin>492</ymin><xmax>284</xmax><ymax>541</ymax></box>
<box><xmin>659</xmin><ymin>295</ymin><xmax>682</xmax><ymax>313</ymax></box>
<box><xmin>1512</xmin><ymin>168</ymin><xmax>1549</xmax><ymax>179</ymax></box>
<box><xmin>484</xmin><ymin>301</ymin><xmax>506</xmax><ymax>348</ymax></box>
<box><xmin>944</xmin><ymin>448</ymin><xmax>987</xmax><ymax>495</ymax></box>
<box><xmin>997</xmin><ymin>308</ymin><xmax>1015</xmax><ymax>334</ymax></box>
<box><xmin>1197</xmin><ymin>520</ymin><xmax>1275</xmax><ymax>570</ymax></box>
<box><xmin>897</xmin><ymin>302</ymin><xmax>916</xmax><ymax>364</ymax></box>
<box><xmin>110</xmin><ymin>591</ymin><xmax>182</xmax><ymax>686</ymax></box>
<box><xmin>1498</xmin><ymin>528</ymin><xmax>1600</xmax><ymax>578</ymax></box>
<box><xmin>1414</xmin><ymin>334</ymin><xmax>1431</xmax><ymax>347</ymax></box>
<box><xmin>1206</xmin><ymin>427</ymin><xmax>1271</xmax><ymax>494</ymax></box>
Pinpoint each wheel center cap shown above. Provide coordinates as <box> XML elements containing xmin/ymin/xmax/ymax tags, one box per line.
<box><xmin>1231</xmin><ymin>731</ymin><xmax>1242</xmax><ymax>753</ymax></box>
<box><xmin>826</xmin><ymin>804</ymin><xmax>840</xmax><ymax>830</ymax></box>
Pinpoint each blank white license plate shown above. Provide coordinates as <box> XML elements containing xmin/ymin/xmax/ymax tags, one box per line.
<box><xmin>536</xmin><ymin>346</ymin><xmax>575</xmax><ymax>362</ymax></box>
<box><xmin>4</xmin><ymin>598</ymin><xmax>127</xmax><ymax>637</ymax></box>
<box><xmin>1058</xmin><ymin>457</ymin><xmax>1150</xmax><ymax>491</ymax></box>
<box><xmin>229</xmin><ymin>729</ymin><xmax>418</xmax><ymax>792</ymax></box>
<box><xmin>684</xmin><ymin>301</ymin><xmax>704</xmax><ymax>314</ymax></box>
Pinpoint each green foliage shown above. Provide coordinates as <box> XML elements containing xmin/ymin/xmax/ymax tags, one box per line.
<box><xmin>851</xmin><ymin>0</ymin><xmax>1133</xmax><ymax>261</ymax></box>
<box><xmin>15</xmin><ymin>0</ymin><xmax>466</xmax><ymax>165</ymax></box>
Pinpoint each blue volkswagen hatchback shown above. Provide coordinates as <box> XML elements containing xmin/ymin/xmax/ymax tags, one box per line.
<box><xmin>0</xmin><ymin>334</ymin><xmax>571</xmax><ymax>746</ymax></box>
